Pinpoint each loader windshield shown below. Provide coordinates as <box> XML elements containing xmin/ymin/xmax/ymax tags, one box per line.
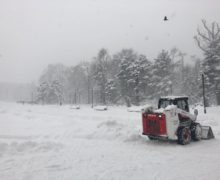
<box><xmin>158</xmin><ymin>97</ymin><xmax>189</xmax><ymax>112</ymax></box>
<box><xmin>158</xmin><ymin>99</ymin><xmax>171</xmax><ymax>109</ymax></box>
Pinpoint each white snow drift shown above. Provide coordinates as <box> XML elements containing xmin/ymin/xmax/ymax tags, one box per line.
<box><xmin>0</xmin><ymin>102</ymin><xmax>220</xmax><ymax>180</ymax></box>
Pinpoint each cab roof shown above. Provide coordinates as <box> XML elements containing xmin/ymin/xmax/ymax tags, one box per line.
<box><xmin>160</xmin><ymin>96</ymin><xmax>188</xmax><ymax>100</ymax></box>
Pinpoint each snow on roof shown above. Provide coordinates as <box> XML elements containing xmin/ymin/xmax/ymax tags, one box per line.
<box><xmin>160</xmin><ymin>95</ymin><xmax>188</xmax><ymax>100</ymax></box>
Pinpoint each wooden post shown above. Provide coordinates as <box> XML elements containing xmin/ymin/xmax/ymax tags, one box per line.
<box><xmin>91</xmin><ymin>87</ymin><xmax>94</xmax><ymax>108</ymax></box>
<box><xmin>202</xmin><ymin>74</ymin><xmax>207</xmax><ymax>114</ymax></box>
<box><xmin>74</xmin><ymin>91</ymin><xmax>77</xmax><ymax>104</ymax></box>
<box><xmin>78</xmin><ymin>93</ymin><xmax>81</xmax><ymax>104</ymax></box>
<box><xmin>87</xmin><ymin>67</ymin><xmax>90</xmax><ymax>104</ymax></box>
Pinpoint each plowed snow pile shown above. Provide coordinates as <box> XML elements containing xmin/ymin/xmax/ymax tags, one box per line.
<box><xmin>0</xmin><ymin>102</ymin><xmax>220</xmax><ymax>180</ymax></box>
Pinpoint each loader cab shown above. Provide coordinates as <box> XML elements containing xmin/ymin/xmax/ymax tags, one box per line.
<box><xmin>158</xmin><ymin>96</ymin><xmax>189</xmax><ymax>112</ymax></box>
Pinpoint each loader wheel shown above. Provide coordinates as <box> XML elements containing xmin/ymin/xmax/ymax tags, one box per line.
<box><xmin>148</xmin><ymin>136</ymin><xmax>156</xmax><ymax>140</ymax></box>
<box><xmin>177</xmin><ymin>127</ymin><xmax>191</xmax><ymax>145</ymax></box>
<box><xmin>191</xmin><ymin>123</ymin><xmax>202</xmax><ymax>141</ymax></box>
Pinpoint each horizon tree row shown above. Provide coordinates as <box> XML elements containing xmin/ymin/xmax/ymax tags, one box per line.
<box><xmin>36</xmin><ymin>20</ymin><xmax>220</xmax><ymax>106</ymax></box>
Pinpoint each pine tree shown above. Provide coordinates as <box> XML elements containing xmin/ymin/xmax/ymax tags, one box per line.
<box><xmin>37</xmin><ymin>81</ymin><xmax>49</xmax><ymax>104</ymax></box>
<box><xmin>152</xmin><ymin>50</ymin><xmax>173</xmax><ymax>98</ymax></box>
<box><xmin>37</xmin><ymin>63</ymin><xmax>68</xmax><ymax>104</ymax></box>
<box><xmin>67</xmin><ymin>63</ymin><xmax>88</xmax><ymax>104</ymax></box>
<box><xmin>115</xmin><ymin>49</ymin><xmax>137</xmax><ymax>106</ymax></box>
<box><xmin>92</xmin><ymin>48</ymin><xmax>110</xmax><ymax>104</ymax></box>
<box><xmin>181</xmin><ymin>62</ymin><xmax>202</xmax><ymax>104</ymax></box>
<box><xmin>105</xmin><ymin>79</ymin><xmax>118</xmax><ymax>104</ymax></box>
<box><xmin>51</xmin><ymin>80</ymin><xmax>63</xmax><ymax>105</ymax></box>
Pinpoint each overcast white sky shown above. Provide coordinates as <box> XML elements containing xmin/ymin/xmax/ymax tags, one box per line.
<box><xmin>0</xmin><ymin>0</ymin><xmax>220</xmax><ymax>83</ymax></box>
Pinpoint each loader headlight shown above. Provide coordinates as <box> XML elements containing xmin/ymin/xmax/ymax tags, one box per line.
<box><xmin>158</xmin><ymin>115</ymin><xmax>162</xmax><ymax>118</ymax></box>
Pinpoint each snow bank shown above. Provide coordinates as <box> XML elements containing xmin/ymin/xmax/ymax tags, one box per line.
<box><xmin>70</xmin><ymin>105</ymin><xmax>80</xmax><ymax>109</ymax></box>
<box><xmin>128</xmin><ymin>104</ymin><xmax>153</xmax><ymax>113</ymax></box>
<box><xmin>93</xmin><ymin>105</ymin><xmax>108</xmax><ymax>111</ymax></box>
<box><xmin>127</xmin><ymin>106</ymin><xmax>144</xmax><ymax>112</ymax></box>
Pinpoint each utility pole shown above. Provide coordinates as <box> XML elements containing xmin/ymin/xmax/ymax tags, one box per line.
<box><xmin>181</xmin><ymin>55</ymin><xmax>184</xmax><ymax>82</ymax></box>
<box><xmin>87</xmin><ymin>67</ymin><xmax>90</xmax><ymax>104</ymax></box>
<box><xmin>170</xmin><ymin>83</ymin><xmax>173</xmax><ymax>95</ymax></box>
<box><xmin>78</xmin><ymin>93</ymin><xmax>81</xmax><ymax>105</ymax></box>
<box><xmin>74</xmin><ymin>90</ymin><xmax>77</xmax><ymax>104</ymax></box>
<box><xmin>202</xmin><ymin>73</ymin><xmax>207</xmax><ymax>114</ymax></box>
<box><xmin>91</xmin><ymin>87</ymin><xmax>94</xmax><ymax>108</ymax></box>
<box><xmin>31</xmin><ymin>92</ymin><xmax>34</xmax><ymax>104</ymax></box>
<box><xmin>180</xmin><ymin>52</ymin><xmax>186</xmax><ymax>94</ymax></box>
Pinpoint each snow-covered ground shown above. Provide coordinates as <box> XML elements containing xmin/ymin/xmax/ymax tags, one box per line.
<box><xmin>0</xmin><ymin>102</ymin><xmax>220</xmax><ymax>180</ymax></box>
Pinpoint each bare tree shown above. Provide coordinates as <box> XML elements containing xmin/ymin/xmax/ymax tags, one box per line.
<box><xmin>194</xmin><ymin>19</ymin><xmax>220</xmax><ymax>105</ymax></box>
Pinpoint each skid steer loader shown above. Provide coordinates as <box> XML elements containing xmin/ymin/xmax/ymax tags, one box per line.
<box><xmin>142</xmin><ymin>96</ymin><xmax>214</xmax><ymax>145</ymax></box>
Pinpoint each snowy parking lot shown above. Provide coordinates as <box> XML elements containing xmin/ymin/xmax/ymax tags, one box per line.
<box><xmin>0</xmin><ymin>102</ymin><xmax>220</xmax><ymax>180</ymax></box>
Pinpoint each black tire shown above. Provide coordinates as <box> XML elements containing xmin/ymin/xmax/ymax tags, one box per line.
<box><xmin>177</xmin><ymin>127</ymin><xmax>191</xmax><ymax>145</ymax></box>
<box><xmin>191</xmin><ymin>123</ymin><xmax>202</xmax><ymax>141</ymax></box>
<box><xmin>148</xmin><ymin>136</ymin><xmax>156</xmax><ymax>140</ymax></box>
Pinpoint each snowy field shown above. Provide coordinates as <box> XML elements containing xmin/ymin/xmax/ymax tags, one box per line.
<box><xmin>0</xmin><ymin>102</ymin><xmax>220</xmax><ymax>180</ymax></box>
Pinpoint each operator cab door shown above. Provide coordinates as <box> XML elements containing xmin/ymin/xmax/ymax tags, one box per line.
<box><xmin>173</xmin><ymin>99</ymin><xmax>189</xmax><ymax>112</ymax></box>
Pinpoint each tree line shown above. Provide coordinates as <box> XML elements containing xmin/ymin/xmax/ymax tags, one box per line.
<box><xmin>36</xmin><ymin>20</ymin><xmax>220</xmax><ymax>106</ymax></box>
